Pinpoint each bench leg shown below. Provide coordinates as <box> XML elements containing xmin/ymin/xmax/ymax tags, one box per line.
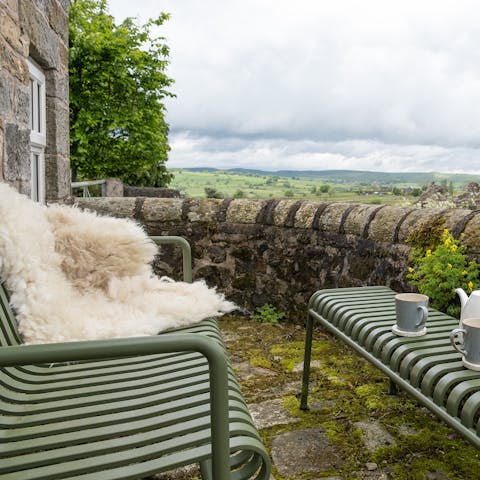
<box><xmin>389</xmin><ymin>379</ymin><xmax>399</xmax><ymax>395</ymax></box>
<box><xmin>200</xmin><ymin>459</ymin><xmax>213</xmax><ymax>479</ymax></box>
<box><xmin>300</xmin><ymin>312</ymin><xmax>314</xmax><ymax>410</ymax></box>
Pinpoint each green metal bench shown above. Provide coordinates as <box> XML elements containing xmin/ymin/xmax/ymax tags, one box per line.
<box><xmin>0</xmin><ymin>236</ymin><xmax>270</xmax><ymax>479</ymax></box>
<box><xmin>300</xmin><ymin>286</ymin><xmax>480</xmax><ymax>450</ymax></box>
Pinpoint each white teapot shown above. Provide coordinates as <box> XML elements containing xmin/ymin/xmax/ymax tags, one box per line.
<box><xmin>456</xmin><ymin>288</ymin><xmax>480</xmax><ymax>327</ymax></box>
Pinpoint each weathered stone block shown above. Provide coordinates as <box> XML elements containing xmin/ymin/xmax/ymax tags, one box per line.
<box><xmin>105</xmin><ymin>178</ymin><xmax>124</xmax><ymax>197</ymax></box>
<box><xmin>0</xmin><ymin>75</ymin><xmax>13</xmax><ymax>116</ymax></box>
<box><xmin>56</xmin><ymin>154</ymin><xmax>71</xmax><ymax>199</ymax></box>
<box><xmin>45</xmin><ymin>68</ymin><xmax>68</xmax><ymax>100</ymax></box>
<box><xmin>44</xmin><ymin>153</ymin><xmax>58</xmax><ymax>196</ymax></box>
<box><xmin>46</xmin><ymin>154</ymin><xmax>71</xmax><ymax>201</ymax></box>
<box><xmin>272</xmin><ymin>199</ymin><xmax>298</xmax><ymax>226</ymax></box>
<box><xmin>74</xmin><ymin>197</ymin><xmax>137</xmax><ymax>218</ymax></box>
<box><xmin>3</xmin><ymin>122</ymin><xmax>29</xmax><ymax>181</ymax></box>
<box><xmin>185</xmin><ymin>198</ymin><xmax>223</xmax><ymax>223</ymax></box>
<box><xmin>46</xmin><ymin>0</ymin><xmax>68</xmax><ymax>43</ymax></box>
<box><xmin>5</xmin><ymin>0</ymin><xmax>19</xmax><ymax>14</ymax></box>
<box><xmin>46</xmin><ymin>97</ymin><xmax>69</xmax><ymax>155</ymax></box>
<box><xmin>58</xmin><ymin>38</ymin><xmax>68</xmax><ymax>70</ymax></box>
<box><xmin>397</xmin><ymin>208</ymin><xmax>443</xmax><ymax>243</ymax></box>
<box><xmin>0</xmin><ymin>124</ymin><xmax>4</xmax><ymax>180</ymax></box>
<box><xmin>368</xmin><ymin>206</ymin><xmax>411</xmax><ymax>243</ymax></box>
<box><xmin>19</xmin><ymin>0</ymin><xmax>60</xmax><ymax>67</ymax></box>
<box><xmin>294</xmin><ymin>201</ymin><xmax>318</xmax><ymax>228</ymax></box>
<box><xmin>123</xmin><ymin>186</ymin><xmax>181</xmax><ymax>198</ymax></box>
<box><xmin>441</xmin><ymin>208</ymin><xmax>475</xmax><ymax>235</ymax></box>
<box><xmin>462</xmin><ymin>213</ymin><xmax>480</xmax><ymax>254</ymax></box>
<box><xmin>226</xmin><ymin>199</ymin><xmax>266</xmax><ymax>224</ymax></box>
<box><xmin>13</xmin><ymin>83</ymin><xmax>29</xmax><ymax>125</ymax></box>
<box><xmin>343</xmin><ymin>204</ymin><xmax>382</xmax><ymax>237</ymax></box>
<box><xmin>317</xmin><ymin>203</ymin><xmax>351</xmax><ymax>233</ymax></box>
<box><xmin>0</xmin><ymin>37</ymin><xmax>29</xmax><ymax>82</ymax></box>
<box><xmin>142</xmin><ymin>198</ymin><xmax>183</xmax><ymax>222</ymax></box>
<box><xmin>59</xmin><ymin>0</ymin><xmax>69</xmax><ymax>11</ymax></box>
<box><xmin>0</xmin><ymin>9</ymin><xmax>23</xmax><ymax>53</ymax></box>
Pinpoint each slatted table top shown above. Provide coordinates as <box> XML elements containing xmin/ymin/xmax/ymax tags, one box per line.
<box><xmin>308</xmin><ymin>286</ymin><xmax>480</xmax><ymax>442</ymax></box>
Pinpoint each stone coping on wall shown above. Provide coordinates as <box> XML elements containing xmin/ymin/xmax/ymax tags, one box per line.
<box><xmin>73</xmin><ymin>197</ymin><xmax>480</xmax><ymax>253</ymax></box>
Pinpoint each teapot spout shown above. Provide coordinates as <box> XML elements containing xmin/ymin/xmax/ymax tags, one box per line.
<box><xmin>456</xmin><ymin>288</ymin><xmax>469</xmax><ymax>308</ymax></box>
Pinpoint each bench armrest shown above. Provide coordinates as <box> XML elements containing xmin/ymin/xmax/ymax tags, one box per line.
<box><xmin>0</xmin><ymin>334</ymin><xmax>230</xmax><ymax>479</ymax></box>
<box><xmin>150</xmin><ymin>236</ymin><xmax>192</xmax><ymax>283</ymax></box>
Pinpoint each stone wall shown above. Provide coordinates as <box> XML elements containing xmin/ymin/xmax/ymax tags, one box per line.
<box><xmin>0</xmin><ymin>0</ymin><xmax>70</xmax><ymax>200</ymax></box>
<box><xmin>74</xmin><ymin>197</ymin><xmax>480</xmax><ymax>320</ymax></box>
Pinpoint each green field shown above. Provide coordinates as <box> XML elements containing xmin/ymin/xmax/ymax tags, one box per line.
<box><xmin>169</xmin><ymin>168</ymin><xmax>477</xmax><ymax>206</ymax></box>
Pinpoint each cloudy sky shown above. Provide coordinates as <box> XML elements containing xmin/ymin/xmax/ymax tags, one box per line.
<box><xmin>110</xmin><ymin>0</ymin><xmax>480</xmax><ymax>174</ymax></box>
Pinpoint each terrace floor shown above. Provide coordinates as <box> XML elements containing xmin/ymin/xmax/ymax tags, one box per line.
<box><xmin>155</xmin><ymin>315</ymin><xmax>480</xmax><ymax>480</ymax></box>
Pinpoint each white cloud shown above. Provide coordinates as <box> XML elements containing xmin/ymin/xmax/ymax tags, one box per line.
<box><xmin>168</xmin><ymin>132</ymin><xmax>480</xmax><ymax>174</ymax></box>
<box><xmin>109</xmin><ymin>0</ymin><xmax>480</xmax><ymax>173</ymax></box>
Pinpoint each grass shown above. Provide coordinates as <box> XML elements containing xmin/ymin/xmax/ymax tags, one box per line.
<box><xmin>169</xmin><ymin>168</ymin><xmax>429</xmax><ymax>206</ymax></box>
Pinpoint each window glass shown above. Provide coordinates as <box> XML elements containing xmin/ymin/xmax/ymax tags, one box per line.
<box><xmin>27</xmin><ymin>59</ymin><xmax>46</xmax><ymax>203</ymax></box>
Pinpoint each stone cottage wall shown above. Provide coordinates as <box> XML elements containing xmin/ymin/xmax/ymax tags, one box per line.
<box><xmin>0</xmin><ymin>0</ymin><xmax>70</xmax><ymax>200</ymax></box>
<box><xmin>74</xmin><ymin>197</ymin><xmax>480</xmax><ymax>320</ymax></box>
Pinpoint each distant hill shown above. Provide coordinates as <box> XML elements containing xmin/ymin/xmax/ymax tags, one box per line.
<box><xmin>182</xmin><ymin>168</ymin><xmax>479</xmax><ymax>186</ymax></box>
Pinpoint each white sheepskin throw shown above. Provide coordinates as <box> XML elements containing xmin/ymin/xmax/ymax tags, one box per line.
<box><xmin>0</xmin><ymin>183</ymin><xmax>235</xmax><ymax>344</ymax></box>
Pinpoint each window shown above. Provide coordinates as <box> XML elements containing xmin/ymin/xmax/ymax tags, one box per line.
<box><xmin>27</xmin><ymin>59</ymin><xmax>46</xmax><ymax>203</ymax></box>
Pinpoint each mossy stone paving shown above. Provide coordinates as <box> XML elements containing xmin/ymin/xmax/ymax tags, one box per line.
<box><xmin>219</xmin><ymin>315</ymin><xmax>480</xmax><ymax>480</ymax></box>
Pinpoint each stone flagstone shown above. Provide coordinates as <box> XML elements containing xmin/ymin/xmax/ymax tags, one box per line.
<box><xmin>354</xmin><ymin>420</ymin><xmax>396</xmax><ymax>451</ymax></box>
<box><xmin>270</xmin><ymin>428</ymin><xmax>344</xmax><ymax>478</ymax></box>
<box><xmin>248</xmin><ymin>398</ymin><xmax>300</xmax><ymax>430</ymax></box>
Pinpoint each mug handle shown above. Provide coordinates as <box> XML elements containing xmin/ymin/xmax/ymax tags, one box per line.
<box><xmin>450</xmin><ymin>328</ymin><xmax>467</xmax><ymax>355</ymax></box>
<box><xmin>416</xmin><ymin>305</ymin><xmax>428</xmax><ymax>328</ymax></box>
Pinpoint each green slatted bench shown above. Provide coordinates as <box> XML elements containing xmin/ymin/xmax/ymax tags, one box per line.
<box><xmin>300</xmin><ymin>286</ymin><xmax>480</xmax><ymax>450</ymax></box>
<box><xmin>0</xmin><ymin>236</ymin><xmax>271</xmax><ymax>480</ymax></box>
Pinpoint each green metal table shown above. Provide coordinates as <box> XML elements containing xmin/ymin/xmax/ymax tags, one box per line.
<box><xmin>300</xmin><ymin>286</ymin><xmax>480</xmax><ymax>449</ymax></box>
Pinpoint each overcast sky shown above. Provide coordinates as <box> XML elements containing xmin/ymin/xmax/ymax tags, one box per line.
<box><xmin>109</xmin><ymin>0</ymin><xmax>480</xmax><ymax>174</ymax></box>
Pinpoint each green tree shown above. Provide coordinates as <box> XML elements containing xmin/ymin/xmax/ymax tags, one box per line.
<box><xmin>204</xmin><ymin>187</ymin><xmax>223</xmax><ymax>199</ymax></box>
<box><xmin>233</xmin><ymin>189</ymin><xmax>245</xmax><ymax>198</ymax></box>
<box><xmin>69</xmin><ymin>0</ymin><xmax>174</xmax><ymax>186</ymax></box>
<box><xmin>448</xmin><ymin>180</ymin><xmax>454</xmax><ymax>197</ymax></box>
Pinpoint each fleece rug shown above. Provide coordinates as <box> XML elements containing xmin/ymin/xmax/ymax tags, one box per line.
<box><xmin>0</xmin><ymin>183</ymin><xmax>235</xmax><ymax>344</ymax></box>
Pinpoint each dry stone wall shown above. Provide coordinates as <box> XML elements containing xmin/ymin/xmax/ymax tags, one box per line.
<box><xmin>74</xmin><ymin>197</ymin><xmax>480</xmax><ymax>319</ymax></box>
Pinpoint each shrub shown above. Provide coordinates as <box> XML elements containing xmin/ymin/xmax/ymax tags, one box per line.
<box><xmin>407</xmin><ymin>228</ymin><xmax>479</xmax><ymax>317</ymax></box>
<box><xmin>252</xmin><ymin>304</ymin><xmax>285</xmax><ymax>324</ymax></box>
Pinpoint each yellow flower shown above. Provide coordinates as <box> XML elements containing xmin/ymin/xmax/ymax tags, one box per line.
<box><xmin>450</xmin><ymin>245</ymin><xmax>458</xmax><ymax>252</ymax></box>
<box><xmin>468</xmin><ymin>281</ymin><xmax>474</xmax><ymax>292</ymax></box>
<box><xmin>408</xmin><ymin>267</ymin><xmax>414</xmax><ymax>273</ymax></box>
<box><xmin>426</xmin><ymin>249</ymin><xmax>432</xmax><ymax>257</ymax></box>
<box><xmin>443</xmin><ymin>229</ymin><xmax>450</xmax><ymax>235</ymax></box>
<box><xmin>444</xmin><ymin>238</ymin><xmax>451</xmax><ymax>247</ymax></box>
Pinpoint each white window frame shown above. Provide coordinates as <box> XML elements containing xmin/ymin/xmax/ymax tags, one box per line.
<box><xmin>27</xmin><ymin>58</ymin><xmax>46</xmax><ymax>203</ymax></box>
